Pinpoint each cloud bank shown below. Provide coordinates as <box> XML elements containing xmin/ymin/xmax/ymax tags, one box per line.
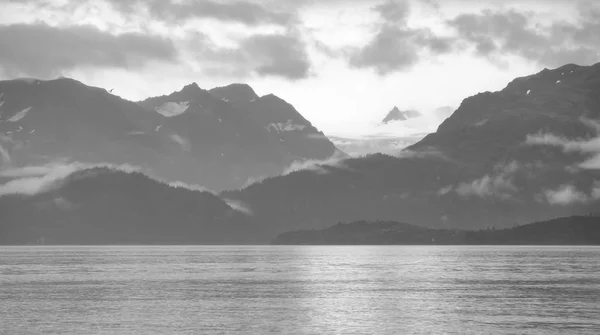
<box><xmin>448</xmin><ymin>6</ymin><xmax>600</xmax><ymax>68</ymax></box>
<box><xmin>0</xmin><ymin>22</ymin><xmax>177</xmax><ymax>78</ymax></box>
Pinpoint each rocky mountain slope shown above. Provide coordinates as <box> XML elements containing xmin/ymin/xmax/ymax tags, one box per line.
<box><xmin>0</xmin><ymin>79</ymin><xmax>338</xmax><ymax>191</ymax></box>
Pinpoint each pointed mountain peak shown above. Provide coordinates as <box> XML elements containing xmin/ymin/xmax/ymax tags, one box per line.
<box><xmin>382</xmin><ymin>106</ymin><xmax>419</xmax><ymax>124</ymax></box>
<box><xmin>209</xmin><ymin>83</ymin><xmax>259</xmax><ymax>103</ymax></box>
<box><xmin>261</xmin><ymin>93</ymin><xmax>281</xmax><ymax>101</ymax></box>
<box><xmin>181</xmin><ymin>82</ymin><xmax>201</xmax><ymax>93</ymax></box>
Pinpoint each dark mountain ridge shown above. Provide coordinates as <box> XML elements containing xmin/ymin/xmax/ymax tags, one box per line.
<box><xmin>0</xmin><ymin>78</ymin><xmax>339</xmax><ymax>191</ymax></box>
<box><xmin>273</xmin><ymin>216</ymin><xmax>600</xmax><ymax>245</ymax></box>
<box><xmin>0</xmin><ymin>166</ymin><xmax>262</xmax><ymax>245</ymax></box>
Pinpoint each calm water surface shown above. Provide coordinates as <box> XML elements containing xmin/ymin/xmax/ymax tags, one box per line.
<box><xmin>1</xmin><ymin>246</ymin><xmax>599</xmax><ymax>334</ymax></box>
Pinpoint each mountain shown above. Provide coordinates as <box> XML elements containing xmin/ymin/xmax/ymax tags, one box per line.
<box><xmin>208</xmin><ymin>84</ymin><xmax>339</xmax><ymax>160</ymax></box>
<box><xmin>0</xmin><ymin>78</ymin><xmax>338</xmax><ymax>191</ymax></box>
<box><xmin>272</xmin><ymin>216</ymin><xmax>600</xmax><ymax>245</ymax></box>
<box><xmin>381</xmin><ymin>106</ymin><xmax>420</xmax><ymax>123</ymax></box>
<box><xmin>223</xmin><ymin>62</ymin><xmax>600</xmax><ymax>238</ymax></box>
<box><xmin>0</xmin><ymin>166</ymin><xmax>262</xmax><ymax>244</ymax></box>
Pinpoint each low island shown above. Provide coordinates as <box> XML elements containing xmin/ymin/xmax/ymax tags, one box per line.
<box><xmin>272</xmin><ymin>216</ymin><xmax>600</xmax><ymax>245</ymax></box>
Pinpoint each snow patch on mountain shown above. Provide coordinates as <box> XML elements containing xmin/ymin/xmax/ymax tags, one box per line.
<box><xmin>474</xmin><ymin>119</ymin><xmax>488</xmax><ymax>127</ymax></box>
<box><xmin>7</xmin><ymin>107</ymin><xmax>32</xmax><ymax>122</ymax></box>
<box><xmin>155</xmin><ymin>101</ymin><xmax>190</xmax><ymax>117</ymax></box>
<box><xmin>170</xmin><ymin>134</ymin><xmax>190</xmax><ymax>151</ymax></box>
<box><xmin>266</xmin><ymin>120</ymin><xmax>306</xmax><ymax>133</ymax></box>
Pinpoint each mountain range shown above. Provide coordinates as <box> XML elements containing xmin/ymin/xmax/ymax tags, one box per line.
<box><xmin>1</xmin><ymin>62</ymin><xmax>600</xmax><ymax>244</ymax></box>
<box><xmin>0</xmin><ymin>79</ymin><xmax>338</xmax><ymax>191</ymax></box>
<box><xmin>222</xmin><ymin>62</ymin><xmax>600</xmax><ymax>236</ymax></box>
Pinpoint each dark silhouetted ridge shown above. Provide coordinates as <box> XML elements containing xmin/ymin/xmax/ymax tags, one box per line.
<box><xmin>272</xmin><ymin>216</ymin><xmax>600</xmax><ymax>245</ymax></box>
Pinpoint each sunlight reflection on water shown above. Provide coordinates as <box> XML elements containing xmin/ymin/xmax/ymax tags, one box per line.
<box><xmin>1</xmin><ymin>246</ymin><xmax>599</xmax><ymax>334</ymax></box>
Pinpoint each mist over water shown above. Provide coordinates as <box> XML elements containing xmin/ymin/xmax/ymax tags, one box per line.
<box><xmin>2</xmin><ymin>246</ymin><xmax>599</xmax><ymax>334</ymax></box>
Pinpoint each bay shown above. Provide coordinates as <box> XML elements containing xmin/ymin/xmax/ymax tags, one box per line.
<box><xmin>1</xmin><ymin>246</ymin><xmax>599</xmax><ymax>334</ymax></box>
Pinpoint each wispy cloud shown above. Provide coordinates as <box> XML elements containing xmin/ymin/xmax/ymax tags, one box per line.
<box><xmin>455</xmin><ymin>161</ymin><xmax>519</xmax><ymax>199</ymax></box>
<box><xmin>283</xmin><ymin>151</ymin><xmax>349</xmax><ymax>175</ymax></box>
<box><xmin>0</xmin><ymin>143</ymin><xmax>11</xmax><ymax>166</ymax></box>
<box><xmin>0</xmin><ymin>161</ymin><xmax>142</xmax><ymax>197</ymax></box>
<box><xmin>167</xmin><ymin>181</ymin><xmax>209</xmax><ymax>192</ymax></box>
<box><xmin>0</xmin><ymin>163</ymin><xmax>79</xmax><ymax>197</ymax></box>
<box><xmin>526</xmin><ymin>118</ymin><xmax>600</xmax><ymax>169</ymax></box>
<box><xmin>543</xmin><ymin>182</ymin><xmax>600</xmax><ymax>205</ymax></box>
<box><xmin>170</xmin><ymin>134</ymin><xmax>191</xmax><ymax>151</ymax></box>
<box><xmin>223</xmin><ymin>198</ymin><xmax>253</xmax><ymax>215</ymax></box>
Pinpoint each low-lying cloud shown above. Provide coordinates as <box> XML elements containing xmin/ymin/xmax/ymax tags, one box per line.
<box><xmin>0</xmin><ymin>161</ymin><xmax>254</xmax><ymax>215</ymax></box>
<box><xmin>0</xmin><ymin>143</ymin><xmax>11</xmax><ymax>166</ymax></box>
<box><xmin>543</xmin><ymin>182</ymin><xmax>600</xmax><ymax>205</ymax></box>
<box><xmin>455</xmin><ymin>161</ymin><xmax>519</xmax><ymax>199</ymax></box>
<box><xmin>0</xmin><ymin>161</ymin><xmax>142</xmax><ymax>197</ymax></box>
<box><xmin>0</xmin><ymin>163</ymin><xmax>79</xmax><ymax>197</ymax></box>
<box><xmin>283</xmin><ymin>152</ymin><xmax>349</xmax><ymax>175</ymax></box>
<box><xmin>223</xmin><ymin>198</ymin><xmax>253</xmax><ymax>216</ymax></box>
<box><xmin>170</xmin><ymin>134</ymin><xmax>191</xmax><ymax>151</ymax></box>
<box><xmin>167</xmin><ymin>181</ymin><xmax>209</xmax><ymax>192</ymax></box>
<box><xmin>526</xmin><ymin>118</ymin><xmax>600</xmax><ymax>169</ymax></box>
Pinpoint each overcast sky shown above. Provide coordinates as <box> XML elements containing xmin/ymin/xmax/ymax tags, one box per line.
<box><xmin>1</xmin><ymin>0</ymin><xmax>598</xmax><ymax>138</ymax></box>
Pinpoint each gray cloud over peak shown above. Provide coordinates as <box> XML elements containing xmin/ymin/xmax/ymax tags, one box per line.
<box><xmin>0</xmin><ymin>22</ymin><xmax>177</xmax><ymax>78</ymax></box>
<box><xmin>447</xmin><ymin>5</ymin><xmax>600</xmax><ymax>67</ymax></box>
<box><xmin>349</xmin><ymin>0</ymin><xmax>456</xmax><ymax>74</ymax></box>
<box><xmin>190</xmin><ymin>30</ymin><xmax>311</xmax><ymax>80</ymax></box>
